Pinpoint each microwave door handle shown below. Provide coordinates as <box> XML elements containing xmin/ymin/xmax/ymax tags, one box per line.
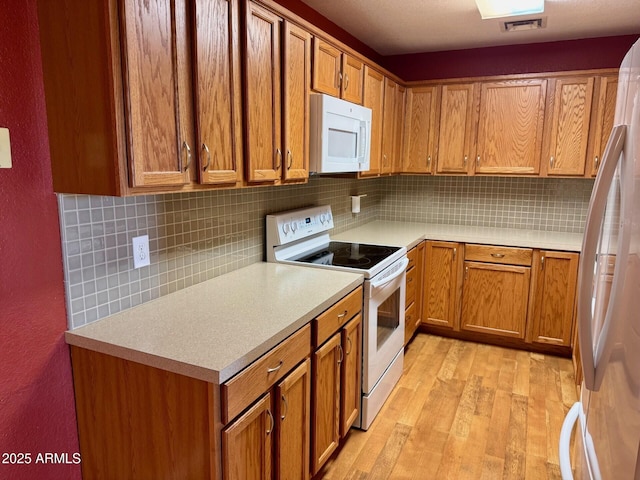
<box><xmin>358</xmin><ymin>121</ymin><xmax>367</xmax><ymax>163</ymax></box>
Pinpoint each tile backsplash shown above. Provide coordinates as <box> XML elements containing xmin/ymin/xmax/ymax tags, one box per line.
<box><xmin>58</xmin><ymin>175</ymin><xmax>593</xmax><ymax>329</ymax></box>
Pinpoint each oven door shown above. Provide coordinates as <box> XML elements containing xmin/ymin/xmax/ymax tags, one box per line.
<box><xmin>362</xmin><ymin>257</ymin><xmax>408</xmax><ymax>393</ymax></box>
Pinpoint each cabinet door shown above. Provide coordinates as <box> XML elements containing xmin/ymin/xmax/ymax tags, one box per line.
<box><xmin>121</xmin><ymin>0</ymin><xmax>191</xmax><ymax>187</ymax></box>
<box><xmin>403</xmin><ymin>86</ymin><xmax>440</xmax><ymax>174</ymax></box>
<box><xmin>245</xmin><ymin>2</ymin><xmax>281</xmax><ymax>183</ymax></box>
<box><xmin>381</xmin><ymin>77</ymin><xmax>397</xmax><ymax>174</ymax></box>
<box><xmin>312</xmin><ymin>38</ymin><xmax>341</xmax><ymax>97</ymax></box>
<box><xmin>461</xmin><ymin>261</ymin><xmax>531</xmax><ymax>339</ymax></box>
<box><xmin>423</xmin><ymin>241</ymin><xmax>461</xmax><ymax>329</ymax></box>
<box><xmin>393</xmin><ymin>85</ymin><xmax>406</xmax><ymax>174</ymax></box>
<box><xmin>341</xmin><ymin>54</ymin><xmax>364</xmax><ymax>104</ymax></box>
<box><xmin>587</xmin><ymin>75</ymin><xmax>618</xmax><ymax>177</ymax></box>
<box><xmin>222</xmin><ymin>393</ymin><xmax>272</xmax><ymax>480</ymax></box>
<box><xmin>276</xmin><ymin>359</ymin><xmax>311</xmax><ymax>480</ymax></box>
<box><xmin>340</xmin><ymin>314</ymin><xmax>362</xmax><ymax>437</ymax></box>
<box><xmin>312</xmin><ymin>333</ymin><xmax>341</xmax><ymax>474</ymax></box>
<box><xmin>545</xmin><ymin>77</ymin><xmax>594</xmax><ymax>176</ymax></box>
<box><xmin>436</xmin><ymin>83</ymin><xmax>477</xmax><ymax>174</ymax></box>
<box><xmin>194</xmin><ymin>0</ymin><xmax>243</xmax><ymax>186</ymax></box>
<box><xmin>360</xmin><ymin>66</ymin><xmax>384</xmax><ymax>177</ymax></box>
<box><xmin>476</xmin><ymin>80</ymin><xmax>546</xmax><ymax>175</ymax></box>
<box><xmin>282</xmin><ymin>21</ymin><xmax>311</xmax><ymax>183</ymax></box>
<box><xmin>529</xmin><ymin>251</ymin><xmax>579</xmax><ymax>346</ymax></box>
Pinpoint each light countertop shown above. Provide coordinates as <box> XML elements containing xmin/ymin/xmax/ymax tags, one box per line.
<box><xmin>66</xmin><ymin>263</ymin><xmax>363</xmax><ymax>384</ymax></box>
<box><xmin>333</xmin><ymin>221</ymin><xmax>584</xmax><ymax>252</ymax></box>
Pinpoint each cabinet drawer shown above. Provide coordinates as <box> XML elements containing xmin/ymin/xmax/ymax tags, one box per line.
<box><xmin>315</xmin><ymin>287</ymin><xmax>363</xmax><ymax>347</ymax></box>
<box><xmin>222</xmin><ymin>324</ymin><xmax>311</xmax><ymax>424</ymax></box>
<box><xmin>465</xmin><ymin>244</ymin><xmax>532</xmax><ymax>266</ymax></box>
<box><xmin>406</xmin><ymin>266</ymin><xmax>417</xmax><ymax>307</ymax></box>
<box><xmin>407</xmin><ymin>246</ymin><xmax>418</xmax><ymax>270</ymax></box>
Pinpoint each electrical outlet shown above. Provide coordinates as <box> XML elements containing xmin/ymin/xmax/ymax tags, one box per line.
<box><xmin>132</xmin><ymin>235</ymin><xmax>150</xmax><ymax>269</ymax></box>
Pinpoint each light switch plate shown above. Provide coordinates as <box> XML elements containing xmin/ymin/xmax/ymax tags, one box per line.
<box><xmin>0</xmin><ymin>128</ymin><xmax>12</xmax><ymax>169</ymax></box>
<box><xmin>132</xmin><ymin>235</ymin><xmax>150</xmax><ymax>269</ymax></box>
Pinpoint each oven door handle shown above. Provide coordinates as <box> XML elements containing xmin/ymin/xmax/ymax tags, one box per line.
<box><xmin>370</xmin><ymin>257</ymin><xmax>409</xmax><ymax>288</ymax></box>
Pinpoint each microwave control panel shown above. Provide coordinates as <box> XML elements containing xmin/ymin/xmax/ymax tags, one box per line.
<box><xmin>266</xmin><ymin>205</ymin><xmax>334</xmax><ymax>246</ymax></box>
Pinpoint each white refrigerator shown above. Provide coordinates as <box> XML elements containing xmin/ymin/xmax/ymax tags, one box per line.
<box><xmin>560</xmin><ymin>37</ymin><xmax>640</xmax><ymax>479</ymax></box>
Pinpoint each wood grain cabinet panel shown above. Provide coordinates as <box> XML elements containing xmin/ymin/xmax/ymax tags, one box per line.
<box><xmin>223</xmin><ymin>393</ymin><xmax>273</xmax><ymax>480</ymax></box>
<box><xmin>461</xmin><ymin>261</ymin><xmax>531</xmax><ymax>339</ymax></box>
<box><xmin>476</xmin><ymin>79</ymin><xmax>546</xmax><ymax>175</ymax></box>
<box><xmin>528</xmin><ymin>251</ymin><xmax>579</xmax><ymax>347</ymax></box>
<box><xmin>423</xmin><ymin>241</ymin><xmax>462</xmax><ymax>330</ymax></box>
<box><xmin>360</xmin><ymin>66</ymin><xmax>385</xmax><ymax>177</ymax></box>
<box><xmin>405</xmin><ymin>241</ymin><xmax>425</xmax><ymax>345</ymax></box>
<box><xmin>194</xmin><ymin>0</ymin><xmax>243</xmax><ymax>186</ymax></box>
<box><xmin>436</xmin><ymin>83</ymin><xmax>477</xmax><ymax>174</ymax></box>
<box><xmin>545</xmin><ymin>77</ymin><xmax>594</xmax><ymax>176</ymax></box>
<box><xmin>341</xmin><ymin>54</ymin><xmax>365</xmax><ymax>104</ymax></box>
<box><xmin>381</xmin><ymin>78</ymin><xmax>398</xmax><ymax>174</ymax></box>
<box><xmin>403</xmin><ymin>86</ymin><xmax>441</xmax><ymax>174</ymax></box>
<box><xmin>276</xmin><ymin>359</ymin><xmax>311</xmax><ymax>480</ymax></box>
<box><xmin>393</xmin><ymin>84</ymin><xmax>407</xmax><ymax>174</ymax></box>
<box><xmin>587</xmin><ymin>74</ymin><xmax>618</xmax><ymax>177</ymax></box>
<box><xmin>340</xmin><ymin>315</ymin><xmax>362</xmax><ymax>437</ymax></box>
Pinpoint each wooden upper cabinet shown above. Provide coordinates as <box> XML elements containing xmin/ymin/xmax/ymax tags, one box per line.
<box><xmin>194</xmin><ymin>0</ymin><xmax>243</xmax><ymax>186</ymax></box>
<box><xmin>528</xmin><ymin>251</ymin><xmax>579</xmax><ymax>347</ymax></box>
<box><xmin>381</xmin><ymin>78</ymin><xmax>398</xmax><ymax>174</ymax></box>
<box><xmin>244</xmin><ymin>2</ymin><xmax>282</xmax><ymax>183</ymax></box>
<box><xmin>587</xmin><ymin>75</ymin><xmax>618</xmax><ymax>177</ymax></box>
<box><xmin>360</xmin><ymin>66</ymin><xmax>385</xmax><ymax>177</ymax></box>
<box><xmin>393</xmin><ymin>85</ymin><xmax>407</xmax><ymax>174</ymax></box>
<box><xmin>403</xmin><ymin>86</ymin><xmax>441</xmax><ymax>174</ymax></box>
<box><xmin>436</xmin><ymin>83</ymin><xmax>478</xmax><ymax>174</ymax></box>
<box><xmin>341</xmin><ymin>55</ymin><xmax>365</xmax><ymax>104</ymax></box>
<box><xmin>423</xmin><ymin>241</ymin><xmax>462</xmax><ymax>330</ymax></box>
<box><xmin>476</xmin><ymin>79</ymin><xmax>547</xmax><ymax>175</ymax></box>
<box><xmin>312</xmin><ymin>38</ymin><xmax>363</xmax><ymax>104</ymax></box>
<box><xmin>282</xmin><ymin>21</ymin><xmax>311</xmax><ymax>183</ymax></box>
<box><xmin>544</xmin><ymin>77</ymin><xmax>595</xmax><ymax>176</ymax></box>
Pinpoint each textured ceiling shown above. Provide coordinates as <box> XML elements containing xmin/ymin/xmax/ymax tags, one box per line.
<box><xmin>300</xmin><ymin>0</ymin><xmax>640</xmax><ymax>55</ymax></box>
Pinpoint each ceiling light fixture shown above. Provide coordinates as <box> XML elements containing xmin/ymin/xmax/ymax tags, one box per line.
<box><xmin>475</xmin><ymin>0</ymin><xmax>544</xmax><ymax>19</ymax></box>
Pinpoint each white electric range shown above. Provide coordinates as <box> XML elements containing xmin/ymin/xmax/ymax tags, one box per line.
<box><xmin>266</xmin><ymin>205</ymin><xmax>407</xmax><ymax>430</ymax></box>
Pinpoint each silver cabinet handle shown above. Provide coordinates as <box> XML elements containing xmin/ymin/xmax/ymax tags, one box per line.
<box><xmin>202</xmin><ymin>143</ymin><xmax>211</xmax><ymax>171</ymax></box>
<box><xmin>287</xmin><ymin>149</ymin><xmax>293</xmax><ymax>170</ymax></box>
<box><xmin>463</xmin><ymin>155</ymin><xmax>468</xmax><ymax>167</ymax></box>
<box><xmin>427</xmin><ymin>155</ymin><xmax>431</xmax><ymax>168</ymax></box>
<box><xmin>275</xmin><ymin>148</ymin><xmax>282</xmax><ymax>170</ymax></box>
<box><xmin>541</xmin><ymin>256</ymin><xmax>545</xmax><ymax>269</ymax></box>
<box><xmin>408</xmin><ymin>276</ymin><xmax>413</xmax><ymax>283</ymax></box>
<box><xmin>346</xmin><ymin>335</ymin><xmax>353</xmax><ymax>356</ymax></box>
<box><xmin>338</xmin><ymin>71</ymin><xmax>343</xmax><ymax>88</ymax></box>
<box><xmin>182</xmin><ymin>141</ymin><xmax>192</xmax><ymax>172</ymax></box>
<box><xmin>337</xmin><ymin>344</ymin><xmax>344</xmax><ymax>365</ymax></box>
<box><xmin>550</xmin><ymin>156</ymin><xmax>555</xmax><ymax>169</ymax></box>
<box><xmin>453</xmin><ymin>247</ymin><xmax>457</xmax><ymax>258</ymax></box>
<box><xmin>383</xmin><ymin>153</ymin><xmax>387</xmax><ymax>166</ymax></box>
<box><xmin>281</xmin><ymin>394</ymin><xmax>288</xmax><ymax>421</ymax></box>
<box><xmin>594</xmin><ymin>156</ymin><xmax>600</xmax><ymax>171</ymax></box>
<box><xmin>464</xmin><ymin>266</ymin><xmax>468</xmax><ymax>280</ymax></box>
<box><xmin>266</xmin><ymin>409</ymin><xmax>274</xmax><ymax>435</ymax></box>
<box><xmin>491</xmin><ymin>253</ymin><xmax>505</xmax><ymax>258</ymax></box>
<box><xmin>476</xmin><ymin>155</ymin><xmax>480</xmax><ymax>166</ymax></box>
<box><xmin>344</xmin><ymin>73</ymin><xmax>349</xmax><ymax>91</ymax></box>
<box><xmin>337</xmin><ymin>310</ymin><xmax>348</xmax><ymax>322</ymax></box>
<box><xmin>267</xmin><ymin>360</ymin><xmax>283</xmax><ymax>373</ymax></box>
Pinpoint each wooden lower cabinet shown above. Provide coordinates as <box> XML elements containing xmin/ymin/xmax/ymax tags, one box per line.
<box><xmin>405</xmin><ymin>241</ymin><xmax>425</xmax><ymax>344</ymax></box>
<box><xmin>312</xmin><ymin>313</ymin><xmax>363</xmax><ymax>474</ymax></box>
<box><xmin>422</xmin><ymin>241</ymin><xmax>463</xmax><ymax>330</ymax></box>
<box><xmin>461</xmin><ymin>261</ymin><xmax>531</xmax><ymax>339</ymax></box>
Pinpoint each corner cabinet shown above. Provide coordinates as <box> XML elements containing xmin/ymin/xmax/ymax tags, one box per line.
<box><xmin>587</xmin><ymin>74</ymin><xmax>618</xmax><ymax>177</ymax></box>
<box><xmin>405</xmin><ymin>241</ymin><xmax>425</xmax><ymax>345</ymax></box>
<box><xmin>422</xmin><ymin>241</ymin><xmax>463</xmax><ymax>330</ymax></box>
<box><xmin>403</xmin><ymin>86</ymin><xmax>441</xmax><ymax>174</ymax></box>
<box><xmin>244</xmin><ymin>2</ymin><xmax>310</xmax><ymax>185</ymax></box>
<box><xmin>37</xmin><ymin>0</ymin><xmax>244</xmax><ymax>195</ymax></box>
<box><xmin>360</xmin><ymin>66</ymin><xmax>385</xmax><ymax>177</ymax></box>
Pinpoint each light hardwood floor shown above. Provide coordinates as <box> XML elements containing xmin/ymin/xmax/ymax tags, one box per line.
<box><xmin>318</xmin><ymin>333</ymin><xmax>578</xmax><ymax>479</ymax></box>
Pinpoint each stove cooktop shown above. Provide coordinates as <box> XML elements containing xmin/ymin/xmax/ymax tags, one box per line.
<box><xmin>292</xmin><ymin>241</ymin><xmax>401</xmax><ymax>271</ymax></box>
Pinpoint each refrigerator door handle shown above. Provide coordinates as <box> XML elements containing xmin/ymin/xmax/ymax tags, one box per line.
<box><xmin>577</xmin><ymin>124</ymin><xmax>627</xmax><ymax>391</ymax></box>
<box><xmin>559</xmin><ymin>402</ymin><xmax>581</xmax><ymax>480</ymax></box>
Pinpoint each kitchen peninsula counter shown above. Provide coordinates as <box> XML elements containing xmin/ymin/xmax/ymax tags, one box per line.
<box><xmin>333</xmin><ymin>221</ymin><xmax>583</xmax><ymax>252</ymax></box>
<box><xmin>65</xmin><ymin>263</ymin><xmax>363</xmax><ymax>384</ymax></box>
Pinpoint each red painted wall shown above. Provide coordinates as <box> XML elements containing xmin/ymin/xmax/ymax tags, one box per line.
<box><xmin>384</xmin><ymin>34</ymin><xmax>640</xmax><ymax>81</ymax></box>
<box><xmin>0</xmin><ymin>1</ymin><xmax>81</xmax><ymax>479</ymax></box>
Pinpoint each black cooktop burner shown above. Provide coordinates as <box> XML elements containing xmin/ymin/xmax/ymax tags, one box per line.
<box><xmin>293</xmin><ymin>241</ymin><xmax>401</xmax><ymax>270</ymax></box>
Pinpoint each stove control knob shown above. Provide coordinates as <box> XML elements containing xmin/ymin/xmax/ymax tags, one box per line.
<box><xmin>326</xmin><ymin>211</ymin><xmax>332</xmax><ymax>222</ymax></box>
<box><xmin>282</xmin><ymin>223</ymin><xmax>290</xmax><ymax>235</ymax></box>
<box><xmin>291</xmin><ymin>222</ymin><xmax>298</xmax><ymax>233</ymax></box>
<box><xmin>320</xmin><ymin>214</ymin><xmax>326</xmax><ymax>224</ymax></box>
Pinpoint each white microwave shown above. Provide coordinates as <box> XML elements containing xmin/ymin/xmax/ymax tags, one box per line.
<box><xmin>309</xmin><ymin>94</ymin><xmax>372</xmax><ymax>174</ymax></box>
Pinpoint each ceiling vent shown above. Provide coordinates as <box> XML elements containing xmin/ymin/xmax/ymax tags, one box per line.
<box><xmin>500</xmin><ymin>17</ymin><xmax>547</xmax><ymax>32</ymax></box>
